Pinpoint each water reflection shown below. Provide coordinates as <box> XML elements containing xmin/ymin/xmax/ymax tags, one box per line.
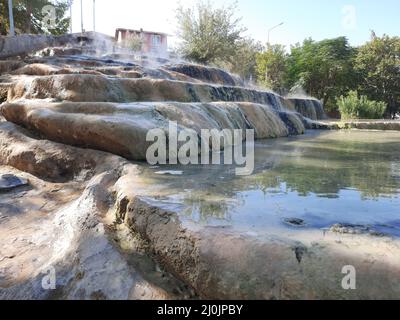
<box><xmin>142</xmin><ymin>130</ymin><xmax>400</xmax><ymax>234</ymax></box>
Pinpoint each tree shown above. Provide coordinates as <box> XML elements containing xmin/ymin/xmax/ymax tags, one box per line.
<box><xmin>355</xmin><ymin>33</ymin><xmax>400</xmax><ymax>118</ymax></box>
<box><xmin>286</xmin><ymin>37</ymin><xmax>356</xmax><ymax>112</ymax></box>
<box><xmin>123</xmin><ymin>33</ymin><xmax>144</xmax><ymax>52</ymax></box>
<box><xmin>176</xmin><ymin>1</ymin><xmax>245</xmax><ymax>65</ymax></box>
<box><xmin>0</xmin><ymin>0</ymin><xmax>70</xmax><ymax>36</ymax></box>
<box><xmin>219</xmin><ymin>37</ymin><xmax>263</xmax><ymax>81</ymax></box>
<box><xmin>256</xmin><ymin>44</ymin><xmax>288</xmax><ymax>93</ymax></box>
<box><xmin>337</xmin><ymin>90</ymin><xmax>386</xmax><ymax>119</ymax></box>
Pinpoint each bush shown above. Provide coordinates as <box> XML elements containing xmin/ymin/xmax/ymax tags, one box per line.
<box><xmin>123</xmin><ymin>34</ymin><xmax>144</xmax><ymax>52</ymax></box>
<box><xmin>337</xmin><ymin>91</ymin><xmax>387</xmax><ymax>119</ymax></box>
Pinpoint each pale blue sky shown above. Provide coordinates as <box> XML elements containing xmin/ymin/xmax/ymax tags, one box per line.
<box><xmin>71</xmin><ymin>0</ymin><xmax>399</xmax><ymax>48</ymax></box>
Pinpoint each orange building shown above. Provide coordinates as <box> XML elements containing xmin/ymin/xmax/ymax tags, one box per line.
<box><xmin>115</xmin><ymin>28</ymin><xmax>168</xmax><ymax>56</ymax></box>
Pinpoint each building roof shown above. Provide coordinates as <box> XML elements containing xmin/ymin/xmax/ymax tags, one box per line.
<box><xmin>116</xmin><ymin>28</ymin><xmax>168</xmax><ymax>37</ymax></box>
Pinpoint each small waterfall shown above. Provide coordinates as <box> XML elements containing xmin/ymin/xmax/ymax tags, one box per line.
<box><xmin>5</xmin><ymin>53</ymin><xmax>328</xmax><ymax>121</ymax></box>
<box><xmin>8</xmin><ymin>74</ymin><xmax>325</xmax><ymax>119</ymax></box>
<box><xmin>2</xmin><ymin>53</ymin><xmax>326</xmax><ymax>163</ymax></box>
<box><xmin>1</xmin><ymin>100</ymin><xmax>304</xmax><ymax>161</ymax></box>
<box><xmin>285</xmin><ymin>98</ymin><xmax>326</xmax><ymax>120</ymax></box>
<box><xmin>164</xmin><ymin>64</ymin><xmax>244</xmax><ymax>87</ymax></box>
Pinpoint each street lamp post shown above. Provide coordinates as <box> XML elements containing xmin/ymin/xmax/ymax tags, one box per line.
<box><xmin>265</xmin><ymin>22</ymin><xmax>284</xmax><ymax>86</ymax></box>
<box><xmin>8</xmin><ymin>0</ymin><xmax>15</xmax><ymax>36</ymax></box>
<box><xmin>93</xmin><ymin>0</ymin><xmax>96</xmax><ymax>32</ymax></box>
<box><xmin>80</xmin><ymin>0</ymin><xmax>84</xmax><ymax>33</ymax></box>
<box><xmin>267</xmin><ymin>22</ymin><xmax>284</xmax><ymax>44</ymax></box>
<box><xmin>69</xmin><ymin>0</ymin><xmax>73</xmax><ymax>34</ymax></box>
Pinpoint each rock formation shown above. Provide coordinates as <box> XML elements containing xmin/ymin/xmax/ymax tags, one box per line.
<box><xmin>2</xmin><ymin>34</ymin><xmax>397</xmax><ymax>300</ymax></box>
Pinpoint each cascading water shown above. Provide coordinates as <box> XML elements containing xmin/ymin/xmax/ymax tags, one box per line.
<box><xmin>1</xmin><ymin>48</ymin><xmax>329</xmax><ymax>162</ymax></box>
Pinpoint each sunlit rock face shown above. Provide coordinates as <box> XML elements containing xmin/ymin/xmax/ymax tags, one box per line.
<box><xmin>1</xmin><ymin>49</ymin><xmax>329</xmax><ymax>160</ymax></box>
<box><xmin>7</xmin><ymin>73</ymin><xmax>322</xmax><ymax>119</ymax></box>
<box><xmin>1</xmin><ymin>100</ymin><xmax>307</xmax><ymax>160</ymax></box>
<box><xmin>2</xmin><ymin>101</ymin><xmax>161</xmax><ymax>160</ymax></box>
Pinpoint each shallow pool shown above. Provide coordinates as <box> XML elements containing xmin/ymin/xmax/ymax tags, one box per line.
<box><xmin>141</xmin><ymin>130</ymin><xmax>400</xmax><ymax>237</ymax></box>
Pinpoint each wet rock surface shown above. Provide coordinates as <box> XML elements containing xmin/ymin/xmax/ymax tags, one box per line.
<box><xmin>1</xmin><ymin>100</ymin><xmax>306</xmax><ymax>160</ymax></box>
<box><xmin>0</xmin><ymin>174</ymin><xmax>28</xmax><ymax>191</ymax></box>
<box><xmin>283</xmin><ymin>218</ymin><xmax>306</xmax><ymax>227</ymax></box>
<box><xmin>164</xmin><ymin>63</ymin><xmax>244</xmax><ymax>86</ymax></box>
<box><xmin>286</xmin><ymin>98</ymin><xmax>327</xmax><ymax>120</ymax></box>
<box><xmin>112</xmin><ymin>182</ymin><xmax>400</xmax><ymax>299</ymax></box>
<box><xmin>329</xmin><ymin>223</ymin><xmax>386</xmax><ymax>237</ymax></box>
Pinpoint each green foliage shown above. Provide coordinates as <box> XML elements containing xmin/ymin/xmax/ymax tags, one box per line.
<box><xmin>285</xmin><ymin>37</ymin><xmax>356</xmax><ymax>112</ymax></box>
<box><xmin>337</xmin><ymin>91</ymin><xmax>386</xmax><ymax>120</ymax></box>
<box><xmin>256</xmin><ymin>44</ymin><xmax>287</xmax><ymax>93</ymax></box>
<box><xmin>176</xmin><ymin>1</ymin><xmax>245</xmax><ymax>65</ymax></box>
<box><xmin>218</xmin><ymin>37</ymin><xmax>263</xmax><ymax>80</ymax></box>
<box><xmin>0</xmin><ymin>0</ymin><xmax>70</xmax><ymax>36</ymax></box>
<box><xmin>354</xmin><ymin>33</ymin><xmax>400</xmax><ymax>118</ymax></box>
<box><xmin>123</xmin><ymin>34</ymin><xmax>144</xmax><ymax>52</ymax></box>
<box><xmin>229</xmin><ymin>37</ymin><xmax>263</xmax><ymax>80</ymax></box>
<box><xmin>175</xmin><ymin>2</ymin><xmax>399</xmax><ymax>117</ymax></box>
<box><xmin>176</xmin><ymin>1</ymin><xmax>263</xmax><ymax>80</ymax></box>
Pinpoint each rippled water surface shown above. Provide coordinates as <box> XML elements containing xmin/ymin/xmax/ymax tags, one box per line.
<box><xmin>142</xmin><ymin>130</ymin><xmax>400</xmax><ymax>236</ymax></box>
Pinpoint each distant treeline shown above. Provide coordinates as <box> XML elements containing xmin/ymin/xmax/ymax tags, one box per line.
<box><xmin>176</xmin><ymin>1</ymin><xmax>400</xmax><ymax>119</ymax></box>
<box><xmin>0</xmin><ymin>0</ymin><xmax>70</xmax><ymax>36</ymax></box>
